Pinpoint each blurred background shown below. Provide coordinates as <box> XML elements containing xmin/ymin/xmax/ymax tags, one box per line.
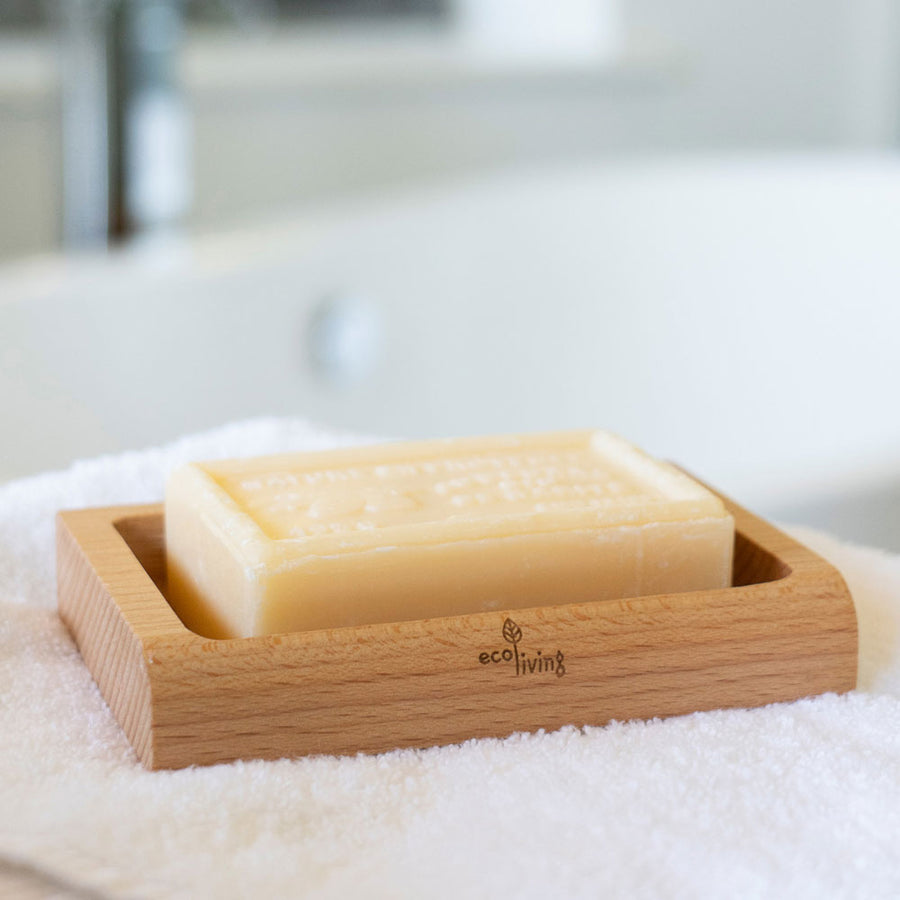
<box><xmin>1</xmin><ymin>0</ymin><xmax>900</xmax><ymax>549</ymax></box>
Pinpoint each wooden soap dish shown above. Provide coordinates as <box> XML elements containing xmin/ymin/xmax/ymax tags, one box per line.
<box><xmin>56</xmin><ymin>490</ymin><xmax>858</xmax><ymax>770</ymax></box>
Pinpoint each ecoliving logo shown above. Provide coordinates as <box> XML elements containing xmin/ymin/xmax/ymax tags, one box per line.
<box><xmin>478</xmin><ymin>618</ymin><xmax>566</xmax><ymax>678</ymax></box>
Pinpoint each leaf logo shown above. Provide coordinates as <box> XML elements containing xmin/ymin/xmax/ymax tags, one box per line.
<box><xmin>502</xmin><ymin>618</ymin><xmax>522</xmax><ymax>645</ymax></box>
<box><xmin>479</xmin><ymin>618</ymin><xmax>566</xmax><ymax>677</ymax></box>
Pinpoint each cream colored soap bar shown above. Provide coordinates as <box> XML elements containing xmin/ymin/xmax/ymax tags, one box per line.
<box><xmin>164</xmin><ymin>431</ymin><xmax>734</xmax><ymax>639</ymax></box>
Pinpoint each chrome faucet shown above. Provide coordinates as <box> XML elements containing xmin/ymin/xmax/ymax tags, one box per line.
<box><xmin>56</xmin><ymin>0</ymin><xmax>188</xmax><ymax>247</ymax></box>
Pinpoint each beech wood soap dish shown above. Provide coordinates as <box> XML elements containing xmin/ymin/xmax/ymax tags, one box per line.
<box><xmin>56</xmin><ymin>489</ymin><xmax>858</xmax><ymax>770</ymax></box>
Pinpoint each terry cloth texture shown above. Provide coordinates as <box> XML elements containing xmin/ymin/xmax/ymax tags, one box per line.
<box><xmin>1</xmin><ymin>419</ymin><xmax>899</xmax><ymax>899</ymax></box>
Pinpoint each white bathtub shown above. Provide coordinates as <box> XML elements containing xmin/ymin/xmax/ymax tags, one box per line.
<box><xmin>2</xmin><ymin>154</ymin><xmax>900</xmax><ymax>535</ymax></box>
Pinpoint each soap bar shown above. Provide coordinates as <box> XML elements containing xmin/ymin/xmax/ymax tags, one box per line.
<box><xmin>164</xmin><ymin>431</ymin><xmax>734</xmax><ymax>639</ymax></box>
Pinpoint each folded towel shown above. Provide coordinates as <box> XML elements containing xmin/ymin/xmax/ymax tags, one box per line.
<box><xmin>2</xmin><ymin>419</ymin><xmax>899</xmax><ymax>899</ymax></box>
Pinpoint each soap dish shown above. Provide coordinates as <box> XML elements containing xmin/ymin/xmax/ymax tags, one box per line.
<box><xmin>56</xmin><ymin>488</ymin><xmax>858</xmax><ymax>769</ymax></box>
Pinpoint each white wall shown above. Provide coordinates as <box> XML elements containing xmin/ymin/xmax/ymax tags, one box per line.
<box><xmin>0</xmin><ymin>36</ymin><xmax>61</xmax><ymax>259</ymax></box>
<box><xmin>183</xmin><ymin>0</ymin><xmax>900</xmax><ymax>231</ymax></box>
<box><xmin>1</xmin><ymin>1</ymin><xmax>899</xmax><ymax>258</ymax></box>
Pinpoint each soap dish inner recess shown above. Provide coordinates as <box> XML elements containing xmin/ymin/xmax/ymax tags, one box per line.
<box><xmin>114</xmin><ymin>513</ymin><xmax>789</xmax><ymax>640</ymax></box>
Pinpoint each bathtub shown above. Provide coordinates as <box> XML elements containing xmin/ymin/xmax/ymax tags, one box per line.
<box><xmin>2</xmin><ymin>154</ymin><xmax>900</xmax><ymax>543</ymax></box>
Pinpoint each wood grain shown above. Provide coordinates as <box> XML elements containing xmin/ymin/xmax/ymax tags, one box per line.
<box><xmin>56</xmin><ymin>492</ymin><xmax>858</xmax><ymax>769</ymax></box>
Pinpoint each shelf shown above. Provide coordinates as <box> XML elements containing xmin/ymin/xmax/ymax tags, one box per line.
<box><xmin>182</xmin><ymin>24</ymin><xmax>679</xmax><ymax>99</ymax></box>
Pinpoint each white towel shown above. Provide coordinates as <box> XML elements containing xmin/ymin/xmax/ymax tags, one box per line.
<box><xmin>2</xmin><ymin>418</ymin><xmax>899</xmax><ymax>899</ymax></box>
